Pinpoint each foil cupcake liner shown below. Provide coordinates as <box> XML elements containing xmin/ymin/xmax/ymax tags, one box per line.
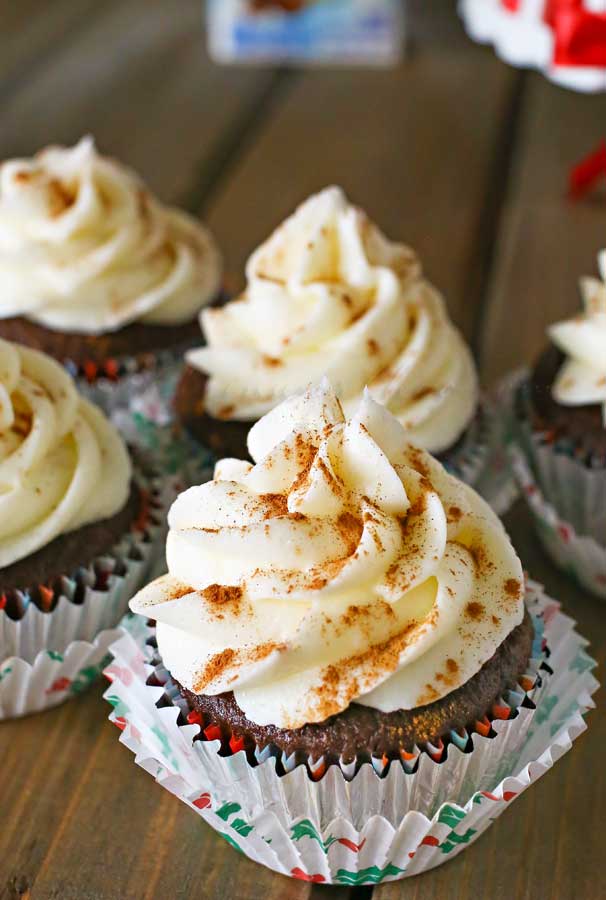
<box><xmin>0</xmin><ymin>628</ymin><xmax>122</xmax><ymax>720</ymax></box>
<box><xmin>513</xmin><ymin>379</ymin><xmax>606</xmax><ymax>543</ymax></box>
<box><xmin>511</xmin><ymin>447</ymin><xmax>606</xmax><ymax>601</ymax></box>
<box><xmin>103</xmin><ymin>580</ymin><xmax>596</xmax><ymax>884</ymax></box>
<box><xmin>0</xmin><ymin>465</ymin><xmax>172</xmax><ymax>663</ymax></box>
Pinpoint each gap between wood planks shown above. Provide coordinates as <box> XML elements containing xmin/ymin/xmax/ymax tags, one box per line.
<box><xmin>180</xmin><ymin>67</ymin><xmax>297</xmax><ymax>217</ymax></box>
<box><xmin>468</xmin><ymin>69</ymin><xmax>528</xmax><ymax>380</ymax></box>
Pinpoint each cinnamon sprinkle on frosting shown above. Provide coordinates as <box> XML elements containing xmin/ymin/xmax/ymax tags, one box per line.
<box><xmin>130</xmin><ymin>380</ymin><xmax>524</xmax><ymax>730</ymax></box>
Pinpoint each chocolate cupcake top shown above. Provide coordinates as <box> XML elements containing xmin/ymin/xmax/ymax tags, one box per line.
<box><xmin>0</xmin><ymin>338</ymin><xmax>131</xmax><ymax>566</ymax></box>
<box><xmin>187</xmin><ymin>187</ymin><xmax>478</xmax><ymax>454</ymax></box>
<box><xmin>130</xmin><ymin>380</ymin><xmax>523</xmax><ymax>730</ymax></box>
<box><xmin>548</xmin><ymin>250</ymin><xmax>606</xmax><ymax>426</ymax></box>
<box><xmin>0</xmin><ymin>137</ymin><xmax>222</xmax><ymax>334</ymax></box>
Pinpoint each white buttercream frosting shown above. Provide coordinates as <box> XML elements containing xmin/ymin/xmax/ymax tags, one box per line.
<box><xmin>187</xmin><ymin>186</ymin><xmax>478</xmax><ymax>455</ymax></box>
<box><xmin>130</xmin><ymin>380</ymin><xmax>523</xmax><ymax>729</ymax></box>
<box><xmin>0</xmin><ymin>137</ymin><xmax>222</xmax><ymax>334</ymax></box>
<box><xmin>0</xmin><ymin>338</ymin><xmax>131</xmax><ymax>567</ymax></box>
<box><xmin>549</xmin><ymin>250</ymin><xmax>606</xmax><ymax>426</ymax></box>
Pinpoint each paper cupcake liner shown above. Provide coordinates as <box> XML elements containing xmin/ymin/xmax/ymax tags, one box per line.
<box><xmin>103</xmin><ymin>580</ymin><xmax>596</xmax><ymax>884</ymax></box>
<box><xmin>110</xmin><ymin>351</ymin><xmax>522</xmax><ymax>514</ymax></box>
<box><xmin>513</xmin><ymin>380</ymin><xmax>606</xmax><ymax>542</ymax></box>
<box><xmin>75</xmin><ymin>345</ymin><xmax>192</xmax><ymax>421</ymax></box>
<box><xmin>444</xmin><ymin>371</ymin><xmax>523</xmax><ymax>518</ymax></box>
<box><xmin>511</xmin><ymin>447</ymin><xmax>606</xmax><ymax>600</ymax></box>
<box><xmin>111</xmin><ymin>364</ymin><xmax>215</xmax><ymax>489</ymax></box>
<box><xmin>474</xmin><ymin>368</ymin><xmax>527</xmax><ymax>517</ymax></box>
<box><xmin>0</xmin><ymin>466</ymin><xmax>172</xmax><ymax>663</ymax></box>
<box><xmin>459</xmin><ymin>0</ymin><xmax>606</xmax><ymax>94</ymax></box>
<box><xmin>73</xmin><ymin>293</ymin><xmax>229</xmax><ymax>419</ymax></box>
<box><xmin>141</xmin><ymin>612</ymin><xmax>545</xmax><ymax>783</ymax></box>
<box><xmin>440</xmin><ymin>402</ymin><xmax>489</xmax><ymax>491</ymax></box>
<box><xmin>0</xmin><ymin>627</ymin><xmax>122</xmax><ymax>720</ymax></box>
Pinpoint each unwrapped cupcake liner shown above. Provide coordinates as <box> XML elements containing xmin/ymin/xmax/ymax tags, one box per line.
<box><xmin>0</xmin><ymin>628</ymin><xmax>122</xmax><ymax>719</ymax></box>
<box><xmin>0</xmin><ymin>468</ymin><xmax>172</xmax><ymax>663</ymax></box>
<box><xmin>511</xmin><ymin>447</ymin><xmax>606</xmax><ymax>600</ymax></box>
<box><xmin>103</xmin><ymin>580</ymin><xmax>596</xmax><ymax>884</ymax></box>
<box><xmin>513</xmin><ymin>380</ymin><xmax>606</xmax><ymax>542</ymax></box>
<box><xmin>459</xmin><ymin>0</ymin><xmax>606</xmax><ymax>94</ymax></box>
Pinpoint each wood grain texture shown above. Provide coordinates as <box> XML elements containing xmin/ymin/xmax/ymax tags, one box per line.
<box><xmin>479</xmin><ymin>71</ymin><xmax>606</xmax><ymax>383</ymax></box>
<box><xmin>0</xmin><ymin>0</ymin><xmax>276</xmax><ymax>203</ymax></box>
<box><xmin>0</xmin><ymin>687</ymin><xmax>313</xmax><ymax>900</ymax></box>
<box><xmin>203</xmin><ymin>19</ymin><xmax>518</xmax><ymax>340</ymax></box>
<box><xmin>0</xmin><ymin>0</ymin><xmax>104</xmax><ymax>87</ymax></box>
<box><xmin>1</xmin><ymin>1</ymin><xmax>605</xmax><ymax>898</ymax></box>
<box><xmin>375</xmin><ymin>500</ymin><xmax>605</xmax><ymax>900</ymax></box>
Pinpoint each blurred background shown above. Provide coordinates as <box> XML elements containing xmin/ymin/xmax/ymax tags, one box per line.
<box><xmin>1</xmin><ymin>0</ymin><xmax>605</xmax><ymax>383</ymax></box>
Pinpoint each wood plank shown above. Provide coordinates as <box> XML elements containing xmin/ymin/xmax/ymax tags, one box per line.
<box><xmin>375</xmin><ymin>500</ymin><xmax>605</xmax><ymax>900</ymax></box>
<box><xmin>0</xmin><ymin>0</ymin><xmax>104</xmax><ymax>87</ymax></box>
<box><xmin>0</xmin><ymin>0</ymin><xmax>277</xmax><ymax>204</ymax></box>
<box><xmin>203</xmin><ymin>12</ymin><xmax>518</xmax><ymax>341</ymax></box>
<box><xmin>0</xmin><ymin>684</ymin><xmax>313</xmax><ymax>900</ymax></box>
<box><xmin>478</xmin><ymin>71</ymin><xmax>606</xmax><ymax>383</ymax></box>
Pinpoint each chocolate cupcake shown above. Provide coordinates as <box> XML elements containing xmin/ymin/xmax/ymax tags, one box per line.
<box><xmin>176</xmin><ymin>187</ymin><xmax>483</xmax><ymax>480</ymax></box>
<box><xmin>0</xmin><ymin>338</ymin><xmax>168</xmax><ymax>673</ymax></box>
<box><xmin>132</xmin><ymin>380</ymin><xmax>535</xmax><ymax>773</ymax></box>
<box><xmin>514</xmin><ymin>250</ymin><xmax>606</xmax><ymax>544</ymax></box>
<box><xmin>0</xmin><ymin>137</ymin><xmax>222</xmax><ymax>412</ymax></box>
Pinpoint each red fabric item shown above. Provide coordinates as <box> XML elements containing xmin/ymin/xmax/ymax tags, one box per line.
<box><xmin>553</xmin><ymin>7</ymin><xmax>606</xmax><ymax>67</ymax></box>
<box><xmin>544</xmin><ymin>0</ymin><xmax>583</xmax><ymax>28</ymax></box>
<box><xmin>568</xmin><ymin>140</ymin><xmax>606</xmax><ymax>199</ymax></box>
<box><xmin>503</xmin><ymin>1</ymin><xmax>606</xmax><ymax>69</ymax></box>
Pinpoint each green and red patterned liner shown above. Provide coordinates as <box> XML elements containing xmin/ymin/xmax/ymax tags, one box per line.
<box><xmin>103</xmin><ymin>579</ymin><xmax>598</xmax><ymax>884</ymax></box>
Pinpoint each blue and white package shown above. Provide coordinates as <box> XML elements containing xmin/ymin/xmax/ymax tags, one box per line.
<box><xmin>207</xmin><ymin>0</ymin><xmax>404</xmax><ymax>65</ymax></box>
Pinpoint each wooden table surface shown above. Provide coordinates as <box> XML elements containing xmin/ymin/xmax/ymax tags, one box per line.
<box><xmin>0</xmin><ymin>2</ymin><xmax>604</xmax><ymax>898</ymax></box>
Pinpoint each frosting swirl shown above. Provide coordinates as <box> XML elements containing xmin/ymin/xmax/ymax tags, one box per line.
<box><xmin>188</xmin><ymin>186</ymin><xmax>478</xmax><ymax>454</ymax></box>
<box><xmin>0</xmin><ymin>338</ymin><xmax>131</xmax><ymax>567</ymax></box>
<box><xmin>549</xmin><ymin>250</ymin><xmax>606</xmax><ymax>426</ymax></box>
<box><xmin>0</xmin><ymin>137</ymin><xmax>222</xmax><ymax>334</ymax></box>
<box><xmin>130</xmin><ymin>380</ymin><xmax>523</xmax><ymax>729</ymax></box>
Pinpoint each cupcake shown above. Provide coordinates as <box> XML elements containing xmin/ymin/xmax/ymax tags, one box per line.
<box><xmin>110</xmin><ymin>381</ymin><xmax>601</xmax><ymax>885</ymax></box>
<box><xmin>514</xmin><ymin>250</ymin><xmax>606</xmax><ymax>538</ymax></box>
<box><xmin>0</xmin><ymin>137</ymin><xmax>222</xmax><ymax>411</ymax></box>
<box><xmin>133</xmin><ymin>379</ymin><xmax>533</xmax><ymax>773</ymax></box>
<box><xmin>511</xmin><ymin>252</ymin><xmax>606</xmax><ymax>595</ymax></box>
<box><xmin>0</xmin><ymin>337</ymin><xmax>167</xmax><ymax>714</ymax></box>
<box><xmin>176</xmin><ymin>187</ymin><xmax>482</xmax><ymax>479</ymax></box>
